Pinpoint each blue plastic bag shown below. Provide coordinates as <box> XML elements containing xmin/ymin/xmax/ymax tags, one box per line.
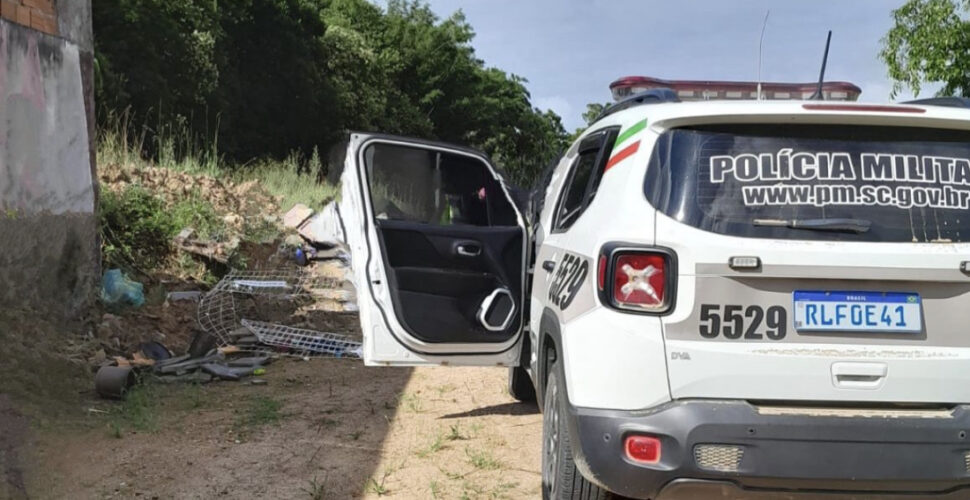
<box><xmin>100</xmin><ymin>269</ymin><xmax>145</xmax><ymax>308</ymax></box>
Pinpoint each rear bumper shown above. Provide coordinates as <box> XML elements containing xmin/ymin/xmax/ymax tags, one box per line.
<box><xmin>565</xmin><ymin>400</ymin><xmax>970</xmax><ymax>499</ymax></box>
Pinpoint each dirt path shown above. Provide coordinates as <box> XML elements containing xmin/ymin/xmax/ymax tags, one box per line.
<box><xmin>24</xmin><ymin>361</ymin><xmax>542</xmax><ymax>499</ymax></box>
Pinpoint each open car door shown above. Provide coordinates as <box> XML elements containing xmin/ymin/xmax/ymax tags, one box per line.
<box><xmin>335</xmin><ymin>133</ymin><xmax>528</xmax><ymax>366</ymax></box>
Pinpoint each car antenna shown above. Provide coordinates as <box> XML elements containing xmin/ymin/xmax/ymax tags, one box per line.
<box><xmin>756</xmin><ymin>10</ymin><xmax>770</xmax><ymax>101</ymax></box>
<box><xmin>809</xmin><ymin>30</ymin><xmax>833</xmax><ymax>100</ymax></box>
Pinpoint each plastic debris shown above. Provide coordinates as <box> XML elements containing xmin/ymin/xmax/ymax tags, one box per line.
<box><xmin>100</xmin><ymin>269</ymin><xmax>145</xmax><ymax>308</ymax></box>
<box><xmin>166</xmin><ymin>291</ymin><xmax>203</xmax><ymax>302</ymax></box>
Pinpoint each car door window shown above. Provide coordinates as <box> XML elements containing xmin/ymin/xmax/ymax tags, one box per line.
<box><xmin>553</xmin><ymin>128</ymin><xmax>619</xmax><ymax>231</ymax></box>
<box><xmin>365</xmin><ymin>142</ymin><xmax>517</xmax><ymax>227</ymax></box>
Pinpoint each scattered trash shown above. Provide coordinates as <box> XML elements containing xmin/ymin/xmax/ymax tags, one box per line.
<box><xmin>294</xmin><ymin>248</ymin><xmax>309</xmax><ymax>266</ymax></box>
<box><xmin>95</xmin><ymin>365</ymin><xmax>136</xmax><ymax>399</ymax></box>
<box><xmin>173</xmin><ymin>230</ymin><xmax>240</xmax><ymax>264</ymax></box>
<box><xmin>227</xmin><ymin>356</ymin><xmax>272</xmax><ymax>368</ymax></box>
<box><xmin>100</xmin><ymin>269</ymin><xmax>145</xmax><ymax>308</ymax></box>
<box><xmin>197</xmin><ymin>269</ymin><xmax>358</xmax><ymax>358</ymax></box>
<box><xmin>138</xmin><ymin>341</ymin><xmax>172</xmax><ymax>361</ymax></box>
<box><xmin>242</xmin><ymin>319</ymin><xmax>361</xmax><ymax>358</ymax></box>
<box><xmin>283</xmin><ymin>203</ymin><xmax>315</xmax><ymax>229</ymax></box>
<box><xmin>166</xmin><ymin>291</ymin><xmax>203</xmax><ymax>302</ymax></box>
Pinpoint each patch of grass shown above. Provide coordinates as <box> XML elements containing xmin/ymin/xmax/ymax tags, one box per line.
<box><xmin>237</xmin><ymin>395</ymin><xmax>283</xmax><ymax>428</ymax></box>
<box><xmin>416</xmin><ymin>431</ymin><xmax>445</xmax><ymax>458</ymax></box>
<box><xmin>465</xmin><ymin>447</ymin><xmax>503</xmax><ymax>471</ymax></box>
<box><xmin>435</xmin><ymin>383</ymin><xmax>457</xmax><ymax>397</ymax></box>
<box><xmin>243</xmin><ymin>152</ymin><xmax>338</xmax><ymax>211</ymax></box>
<box><xmin>366</xmin><ymin>469</ymin><xmax>392</xmax><ymax>497</ymax></box>
<box><xmin>170</xmin><ymin>194</ymin><xmax>227</xmax><ymax>241</ymax></box>
<box><xmin>447</xmin><ymin>422</ymin><xmax>470</xmax><ymax>441</ymax></box>
<box><xmin>489</xmin><ymin>481</ymin><xmax>517</xmax><ymax>499</ymax></box>
<box><xmin>242</xmin><ymin>215</ymin><xmax>281</xmax><ymax>244</ymax></box>
<box><xmin>179</xmin><ymin>384</ymin><xmax>206</xmax><ymax>411</ymax></box>
<box><xmin>99</xmin><ymin>183</ymin><xmax>229</xmax><ymax>276</ymax></box>
<box><xmin>100</xmin><ymin>186</ymin><xmax>178</xmax><ymax>271</ymax></box>
<box><xmin>430</xmin><ymin>480</ymin><xmax>442</xmax><ymax>499</ymax></box>
<box><xmin>399</xmin><ymin>393</ymin><xmax>423</xmax><ymax>413</ymax></box>
<box><xmin>460</xmin><ymin>481</ymin><xmax>484</xmax><ymax>500</ymax></box>
<box><xmin>302</xmin><ymin>476</ymin><xmax>328</xmax><ymax>500</ymax></box>
<box><xmin>109</xmin><ymin>385</ymin><xmax>159</xmax><ymax>434</ymax></box>
<box><xmin>107</xmin><ymin>421</ymin><xmax>123</xmax><ymax>439</ymax></box>
<box><xmin>99</xmin><ymin>118</ymin><xmax>336</xmax><ymax>229</ymax></box>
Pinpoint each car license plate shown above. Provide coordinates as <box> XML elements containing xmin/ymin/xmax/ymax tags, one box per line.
<box><xmin>793</xmin><ymin>291</ymin><xmax>922</xmax><ymax>333</ymax></box>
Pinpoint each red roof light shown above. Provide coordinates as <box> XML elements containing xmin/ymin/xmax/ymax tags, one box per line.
<box><xmin>610</xmin><ymin>76</ymin><xmax>861</xmax><ymax>102</ymax></box>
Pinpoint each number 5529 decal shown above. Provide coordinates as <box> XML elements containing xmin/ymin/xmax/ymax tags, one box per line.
<box><xmin>698</xmin><ymin>304</ymin><xmax>787</xmax><ymax>340</ymax></box>
<box><xmin>549</xmin><ymin>253</ymin><xmax>588</xmax><ymax>310</ymax></box>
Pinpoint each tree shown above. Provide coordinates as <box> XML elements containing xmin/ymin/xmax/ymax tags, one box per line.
<box><xmin>581</xmin><ymin>102</ymin><xmax>611</xmax><ymax>126</ymax></box>
<box><xmin>93</xmin><ymin>0</ymin><xmax>220</xmax><ymax>134</ymax></box>
<box><xmin>881</xmin><ymin>0</ymin><xmax>970</xmax><ymax>97</ymax></box>
<box><xmin>92</xmin><ymin>0</ymin><xmax>568</xmax><ymax>185</ymax></box>
<box><xmin>215</xmin><ymin>0</ymin><xmax>340</xmax><ymax>159</ymax></box>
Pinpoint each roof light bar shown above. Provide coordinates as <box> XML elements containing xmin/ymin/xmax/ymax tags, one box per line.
<box><xmin>610</xmin><ymin>76</ymin><xmax>861</xmax><ymax>102</ymax></box>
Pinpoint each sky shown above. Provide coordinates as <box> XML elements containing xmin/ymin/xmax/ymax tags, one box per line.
<box><xmin>410</xmin><ymin>0</ymin><xmax>941</xmax><ymax>131</ymax></box>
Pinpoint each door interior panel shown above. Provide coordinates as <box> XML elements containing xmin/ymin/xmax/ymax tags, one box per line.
<box><xmin>376</xmin><ymin>219</ymin><xmax>523</xmax><ymax>343</ymax></box>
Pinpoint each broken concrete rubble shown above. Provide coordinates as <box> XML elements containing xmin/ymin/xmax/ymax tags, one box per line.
<box><xmin>297</xmin><ymin>202</ymin><xmax>344</xmax><ymax>247</ymax></box>
<box><xmin>283</xmin><ymin>203</ymin><xmax>314</xmax><ymax>229</ymax></box>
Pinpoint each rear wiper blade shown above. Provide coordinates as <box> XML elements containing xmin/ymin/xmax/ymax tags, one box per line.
<box><xmin>753</xmin><ymin>218</ymin><xmax>871</xmax><ymax>233</ymax></box>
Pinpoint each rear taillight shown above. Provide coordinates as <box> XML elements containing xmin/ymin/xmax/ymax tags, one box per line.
<box><xmin>598</xmin><ymin>245</ymin><xmax>676</xmax><ymax>314</ymax></box>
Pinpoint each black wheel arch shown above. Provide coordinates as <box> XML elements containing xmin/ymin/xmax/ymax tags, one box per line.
<box><xmin>537</xmin><ymin>307</ymin><xmax>564</xmax><ymax>409</ymax></box>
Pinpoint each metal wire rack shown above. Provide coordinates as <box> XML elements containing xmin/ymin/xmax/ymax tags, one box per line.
<box><xmin>198</xmin><ymin>269</ymin><xmax>353</xmax><ymax>357</ymax></box>
<box><xmin>241</xmin><ymin>319</ymin><xmax>361</xmax><ymax>358</ymax></box>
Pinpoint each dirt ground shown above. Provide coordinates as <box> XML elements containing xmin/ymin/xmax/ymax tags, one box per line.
<box><xmin>19</xmin><ymin>361</ymin><xmax>542</xmax><ymax>499</ymax></box>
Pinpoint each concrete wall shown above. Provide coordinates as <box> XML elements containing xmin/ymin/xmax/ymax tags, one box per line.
<box><xmin>0</xmin><ymin>1</ymin><xmax>96</xmax><ymax>318</ymax></box>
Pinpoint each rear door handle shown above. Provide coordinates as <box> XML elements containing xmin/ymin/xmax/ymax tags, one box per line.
<box><xmin>456</xmin><ymin>244</ymin><xmax>481</xmax><ymax>257</ymax></box>
<box><xmin>542</xmin><ymin>260</ymin><xmax>556</xmax><ymax>273</ymax></box>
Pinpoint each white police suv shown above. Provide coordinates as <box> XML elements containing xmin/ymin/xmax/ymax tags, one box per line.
<box><xmin>331</xmin><ymin>88</ymin><xmax>970</xmax><ymax>499</ymax></box>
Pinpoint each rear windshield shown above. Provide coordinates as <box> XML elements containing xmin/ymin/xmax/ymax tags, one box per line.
<box><xmin>644</xmin><ymin>124</ymin><xmax>970</xmax><ymax>242</ymax></box>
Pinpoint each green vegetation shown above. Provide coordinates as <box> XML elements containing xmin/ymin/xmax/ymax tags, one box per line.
<box><xmin>882</xmin><ymin>0</ymin><xmax>970</xmax><ymax>97</ymax></box>
<box><xmin>245</xmin><ymin>152</ymin><xmax>340</xmax><ymax>211</ymax></box>
<box><xmin>93</xmin><ymin>0</ymin><xmax>568</xmax><ymax>188</ymax></box>
<box><xmin>108</xmin><ymin>385</ymin><xmax>160</xmax><ymax>435</ymax></box>
<box><xmin>238</xmin><ymin>395</ymin><xmax>284</xmax><ymax>428</ymax></box>
<box><xmin>447</xmin><ymin>422</ymin><xmax>470</xmax><ymax>441</ymax></box>
<box><xmin>417</xmin><ymin>430</ymin><xmax>445</xmax><ymax>458</ymax></box>
<box><xmin>100</xmin><ymin>187</ymin><xmax>179</xmax><ymax>271</ymax></box>
<box><xmin>465</xmin><ymin>447</ymin><xmax>503</xmax><ymax>471</ymax></box>
<box><xmin>366</xmin><ymin>470</ymin><xmax>392</xmax><ymax>496</ymax></box>
<box><xmin>400</xmin><ymin>392</ymin><xmax>424</xmax><ymax>413</ymax></box>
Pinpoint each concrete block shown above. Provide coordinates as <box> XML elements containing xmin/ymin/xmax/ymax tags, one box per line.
<box><xmin>283</xmin><ymin>203</ymin><xmax>314</xmax><ymax>228</ymax></box>
<box><xmin>54</xmin><ymin>0</ymin><xmax>91</xmax><ymax>52</ymax></box>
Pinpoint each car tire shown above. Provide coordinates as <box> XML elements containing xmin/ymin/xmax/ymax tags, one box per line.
<box><xmin>542</xmin><ymin>361</ymin><xmax>613</xmax><ymax>500</ymax></box>
<box><xmin>508</xmin><ymin>366</ymin><xmax>537</xmax><ymax>402</ymax></box>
